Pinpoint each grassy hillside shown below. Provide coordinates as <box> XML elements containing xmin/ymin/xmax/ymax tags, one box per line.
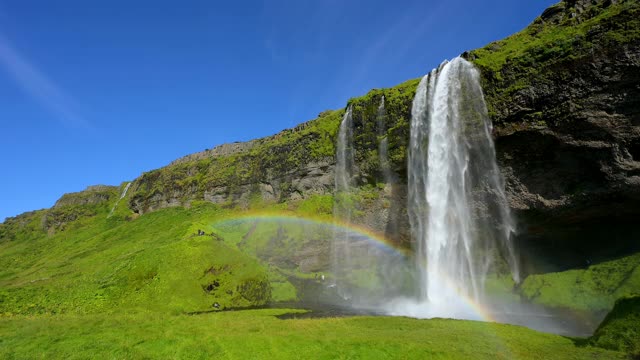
<box><xmin>0</xmin><ymin>193</ymin><xmax>276</xmax><ymax>316</ymax></box>
<box><xmin>0</xmin><ymin>183</ymin><xmax>400</xmax><ymax>317</ymax></box>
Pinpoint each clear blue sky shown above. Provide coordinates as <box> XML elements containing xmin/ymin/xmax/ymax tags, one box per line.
<box><xmin>0</xmin><ymin>0</ymin><xmax>557</xmax><ymax>221</ymax></box>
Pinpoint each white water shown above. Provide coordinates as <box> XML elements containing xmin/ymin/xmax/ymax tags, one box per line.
<box><xmin>400</xmin><ymin>57</ymin><xmax>518</xmax><ymax>316</ymax></box>
<box><xmin>332</xmin><ymin>106</ymin><xmax>355</xmax><ymax>299</ymax></box>
<box><xmin>335</xmin><ymin>106</ymin><xmax>354</xmax><ymax>195</ymax></box>
<box><xmin>108</xmin><ymin>182</ymin><xmax>131</xmax><ymax>218</ymax></box>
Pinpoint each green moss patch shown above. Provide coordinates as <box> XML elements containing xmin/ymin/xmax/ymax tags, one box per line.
<box><xmin>520</xmin><ymin>253</ymin><xmax>640</xmax><ymax>311</ymax></box>
<box><xmin>591</xmin><ymin>295</ymin><xmax>640</xmax><ymax>356</ymax></box>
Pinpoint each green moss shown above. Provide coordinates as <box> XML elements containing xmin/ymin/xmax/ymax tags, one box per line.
<box><xmin>346</xmin><ymin>78</ymin><xmax>420</xmax><ymax>180</ymax></box>
<box><xmin>268</xmin><ymin>269</ymin><xmax>298</xmax><ymax>302</ymax></box>
<box><xmin>591</xmin><ymin>295</ymin><xmax>640</xmax><ymax>356</ymax></box>
<box><xmin>520</xmin><ymin>253</ymin><xmax>640</xmax><ymax>311</ymax></box>
<box><xmin>484</xmin><ymin>275</ymin><xmax>520</xmax><ymax>303</ymax></box>
<box><xmin>295</xmin><ymin>194</ymin><xmax>334</xmax><ymax>216</ymax></box>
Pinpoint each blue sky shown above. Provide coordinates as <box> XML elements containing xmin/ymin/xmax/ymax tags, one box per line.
<box><xmin>0</xmin><ymin>0</ymin><xmax>556</xmax><ymax>221</ymax></box>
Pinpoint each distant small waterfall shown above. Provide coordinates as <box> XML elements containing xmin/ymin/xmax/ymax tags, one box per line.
<box><xmin>376</xmin><ymin>96</ymin><xmax>395</xmax><ymax>185</ymax></box>
<box><xmin>108</xmin><ymin>182</ymin><xmax>131</xmax><ymax>218</ymax></box>
<box><xmin>407</xmin><ymin>57</ymin><xmax>519</xmax><ymax>306</ymax></box>
<box><xmin>330</xmin><ymin>104</ymin><xmax>412</xmax><ymax>303</ymax></box>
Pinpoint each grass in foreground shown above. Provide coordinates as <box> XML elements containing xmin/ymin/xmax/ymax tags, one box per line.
<box><xmin>0</xmin><ymin>309</ymin><xmax>625</xmax><ymax>360</ymax></box>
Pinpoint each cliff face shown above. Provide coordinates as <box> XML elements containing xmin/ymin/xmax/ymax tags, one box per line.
<box><xmin>127</xmin><ymin>111</ymin><xmax>344</xmax><ymax>214</ymax></box>
<box><xmin>473</xmin><ymin>0</ymin><xmax>640</xmax><ymax>216</ymax></box>
<box><xmin>42</xmin><ymin>185</ymin><xmax>119</xmax><ymax>234</ymax></box>
<box><xmin>471</xmin><ymin>0</ymin><xmax>640</xmax><ymax>271</ymax></box>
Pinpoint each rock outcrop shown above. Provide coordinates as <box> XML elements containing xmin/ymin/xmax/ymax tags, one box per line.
<box><xmin>127</xmin><ymin>110</ymin><xmax>345</xmax><ymax>214</ymax></box>
<box><xmin>42</xmin><ymin>185</ymin><xmax>119</xmax><ymax>233</ymax></box>
<box><xmin>52</xmin><ymin>185</ymin><xmax>118</xmax><ymax>208</ymax></box>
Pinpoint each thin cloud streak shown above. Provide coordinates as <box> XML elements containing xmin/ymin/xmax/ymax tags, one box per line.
<box><xmin>345</xmin><ymin>1</ymin><xmax>446</xmax><ymax>98</ymax></box>
<box><xmin>0</xmin><ymin>34</ymin><xmax>89</xmax><ymax>128</ymax></box>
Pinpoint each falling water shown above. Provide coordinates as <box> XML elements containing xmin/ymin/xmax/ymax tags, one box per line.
<box><xmin>108</xmin><ymin>182</ymin><xmax>132</xmax><ymax>218</ymax></box>
<box><xmin>332</xmin><ymin>106</ymin><xmax>355</xmax><ymax>298</ymax></box>
<box><xmin>335</xmin><ymin>106</ymin><xmax>354</xmax><ymax>195</ymax></box>
<box><xmin>407</xmin><ymin>57</ymin><xmax>519</xmax><ymax>309</ymax></box>
<box><xmin>376</xmin><ymin>96</ymin><xmax>395</xmax><ymax>185</ymax></box>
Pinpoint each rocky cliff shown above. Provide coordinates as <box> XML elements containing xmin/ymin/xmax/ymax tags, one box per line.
<box><xmin>127</xmin><ymin>110</ymin><xmax>344</xmax><ymax>214</ymax></box>
<box><xmin>471</xmin><ymin>0</ymin><xmax>640</xmax><ymax>272</ymax></box>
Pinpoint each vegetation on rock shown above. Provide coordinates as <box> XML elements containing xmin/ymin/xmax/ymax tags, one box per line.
<box><xmin>469</xmin><ymin>0</ymin><xmax>640</xmax><ymax>126</ymax></box>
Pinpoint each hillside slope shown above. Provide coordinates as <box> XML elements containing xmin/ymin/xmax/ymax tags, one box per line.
<box><xmin>0</xmin><ymin>190</ymin><xmax>274</xmax><ymax>315</ymax></box>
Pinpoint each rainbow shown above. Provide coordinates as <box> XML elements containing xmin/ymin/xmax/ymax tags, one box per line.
<box><xmin>209</xmin><ymin>211</ymin><xmax>411</xmax><ymax>258</ymax></box>
<box><xmin>208</xmin><ymin>211</ymin><xmax>498</xmax><ymax>323</ymax></box>
<box><xmin>427</xmin><ymin>272</ymin><xmax>499</xmax><ymax>323</ymax></box>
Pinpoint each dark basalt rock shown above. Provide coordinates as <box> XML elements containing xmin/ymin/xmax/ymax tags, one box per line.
<box><xmin>476</xmin><ymin>1</ymin><xmax>640</xmax><ymax>271</ymax></box>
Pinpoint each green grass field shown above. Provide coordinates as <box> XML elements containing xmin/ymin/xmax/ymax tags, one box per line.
<box><xmin>0</xmin><ymin>310</ymin><xmax>625</xmax><ymax>360</ymax></box>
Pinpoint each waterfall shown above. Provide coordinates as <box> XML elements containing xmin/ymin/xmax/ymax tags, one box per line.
<box><xmin>108</xmin><ymin>182</ymin><xmax>131</xmax><ymax>218</ymax></box>
<box><xmin>120</xmin><ymin>182</ymin><xmax>132</xmax><ymax>199</ymax></box>
<box><xmin>332</xmin><ymin>106</ymin><xmax>355</xmax><ymax>298</ymax></box>
<box><xmin>377</xmin><ymin>96</ymin><xmax>395</xmax><ymax>185</ymax></box>
<box><xmin>335</xmin><ymin>106</ymin><xmax>354</xmax><ymax>194</ymax></box>
<box><xmin>407</xmin><ymin>57</ymin><xmax>519</xmax><ymax>307</ymax></box>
